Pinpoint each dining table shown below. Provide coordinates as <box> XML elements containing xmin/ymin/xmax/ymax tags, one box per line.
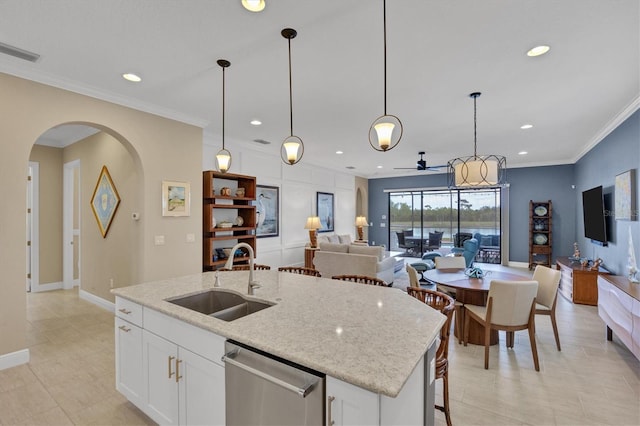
<box><xmin>423</xmin><ymin>267</ymin><xmax>532</xmax><ymax>345</ymax></box>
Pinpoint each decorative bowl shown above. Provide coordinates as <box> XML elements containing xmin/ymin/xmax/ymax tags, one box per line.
<box><xmin>219</xmin><ymin>222</ymin><xmax>233</xmax><ymax>228</ymax></box>
<box><xmin>534</xmin><ymin>205</ymin><xmax>547</xmax><ymax>216</ymax></box>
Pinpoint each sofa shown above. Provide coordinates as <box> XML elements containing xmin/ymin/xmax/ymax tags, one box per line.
<box><xmin>312</xmin><ymin>242</ymin><xmax>396</xmax><ymax>284</ymax></box>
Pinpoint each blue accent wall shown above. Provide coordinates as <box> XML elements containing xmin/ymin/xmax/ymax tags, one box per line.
<box><xmin>368</xmin><ymin>166</ymin><xmax>575</xmax><ymax>263</ymax></box>
<box><xmin>575</xmin><ymin>110</ymin><xmax>639</xmax><ymax>275</ymax></box>
<box><xmin>368</xmin><ymin>109</ymin><xmax>639</xmax><ymax>274</ymax></box>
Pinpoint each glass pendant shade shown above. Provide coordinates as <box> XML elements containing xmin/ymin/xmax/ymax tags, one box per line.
<box><xmin>215</xmin><ymin>149</ymin><xmax>232</xmax><ymax>173</ymax></box>
<box><xmin>281</xmin><ymin>135</ymin><xmax>303</xmax><ymax>165</ymax></box>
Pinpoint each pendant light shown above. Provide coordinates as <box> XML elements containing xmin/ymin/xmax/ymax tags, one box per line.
<box><xmin>369</xmin><ymin>0</ymin><xmax>403</xmax><ymax>152</ymax></box>
<box><xmin>281</xmin><ymin>28</ymin><xmax>304</xmax><ymax>165</ymax></box>
<box><xmin>447</xmin><ymin>92</ymin><xmax>507</xmax><ymax>187</ymax></box>
<box><xmin>215</xmin><ymin>59</ymin><xmax>232</xmax><ymax>173</ymax></box>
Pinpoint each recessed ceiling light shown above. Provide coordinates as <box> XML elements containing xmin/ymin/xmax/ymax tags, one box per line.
<box><xmin>336</xmin><ymin>150</ymin><xmax>343</xmax><ymax>155</ymax></box>
<box><xmin>520</xmin><ymin>124</ymin><xmax>533</xmax><ymax>129</ymax></box>
<box><xmin>122</xmin><ymin>73</ymin><xmax>142</xmax><ymax>82</ymax></box>
<box><xmin>250</xmin><ymin>120</ymin><xmax>262</xmax><ymax>126</ymax></box>
<box><xmin>377</xmin><ymin>165</ymin><xmax>383</xmax><ymax>169</ymax></box>
<box><xmin>241</xmin><ymin>0</ymin><xmax>265</xmax><ymax>12</ymax></box>
<box><xmin>526</xmin><ymin>45</ymin><xmax>550</xmax><ymax>57</ymax></box>
<box><xmin>518</xmin><ymin>151</ymin><xmax>528</xmax><ymax>155</ymax></box>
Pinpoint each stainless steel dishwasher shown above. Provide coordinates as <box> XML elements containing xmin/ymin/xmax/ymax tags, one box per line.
<box><xmin>223</xmin><ymin>340</ymin><xmax>325</xmax><ymax>425</ymax></box>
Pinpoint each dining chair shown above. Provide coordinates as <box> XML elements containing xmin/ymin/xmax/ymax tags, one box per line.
<box><xmin>230</xmin><ymin>264</ymin><xmax>271</xmax><ymax>271</ymax></box>
<box><xmin>464</xmin><ymin>279</ymin><xmax>540</xmax><ymax>371</ymax></box>
<box><xmin>532</xmin><ymin>264</ymin><xmax>562</xmax><ymax>351</ymax></box>
<box><xmin>433</xmin><ymin>256</ymin><xmax>466</xmax><ymax>342</ymax></box>
<box><xmin>277</xmin><ymin>266</ymin><xmax>321</xmax><ymax>277</ymax></box>
<box><xmin>406</xmin><ymin>288</ymin><xmax>455</xmax><ymax>426</ymax></box>
<box><xmin>331</xmin><ymin>275</ymin><xmax>388</xmax><ymax>286</ymax></box>
<box><xmin>406</xmin><ymin>264</ymin><xmax>421</xmax><ymax>288</ymax></box>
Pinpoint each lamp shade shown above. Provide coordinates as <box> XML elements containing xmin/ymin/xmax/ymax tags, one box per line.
<box><xmin>282</xmin><ymin>136</ymin><xmax>304</xmax><ymax>165</ymax></box>
<box><xmin>355</xmin><ymin>216</ymin><xmax>369</xmax><ymax>227</ymax></box>
<box><xmin>304</xmin><ymin>216</ymin><xmax>321</xmax><ymax>230</ymax></box>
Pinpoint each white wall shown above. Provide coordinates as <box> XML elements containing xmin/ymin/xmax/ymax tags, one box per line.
<box><xmin>203</xmin><ymin>137</ymin><xmax>357</xmax><ymax>268</ymax></box>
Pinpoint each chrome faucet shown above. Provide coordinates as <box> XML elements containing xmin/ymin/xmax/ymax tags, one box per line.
<box><xmin>223</xmin><ymin>243</ymin><xmax>261</xmax><ymax>295</ymax></box>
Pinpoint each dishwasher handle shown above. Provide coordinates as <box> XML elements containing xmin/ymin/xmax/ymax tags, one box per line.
<box><xmin>222</xmin><ymin>350</ymin><xmax>317</xmax><ymax>398</ymax></box>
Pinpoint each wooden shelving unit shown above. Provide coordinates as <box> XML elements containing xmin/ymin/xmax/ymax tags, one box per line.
<box><xmin>529</xmin><ymin>200</ymin><xmax>552</xmax><ymax>270</ymax></box>
<box><xmin>203</xmin><ymin>171</ymin><xmax>256</xmax><ymax>271</ymax></box>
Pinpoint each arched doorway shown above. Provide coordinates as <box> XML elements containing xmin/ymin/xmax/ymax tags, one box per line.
<box><xmin>28</xmin><ymin>122</ymin><xmax>143</xmax><ymax>304</ymax></box>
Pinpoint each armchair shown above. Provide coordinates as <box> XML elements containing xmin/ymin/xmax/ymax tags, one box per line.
<box><xmin>451</xmin><ymin>237</ymin><xmax>479</xmax><ymax>267</ymax></box>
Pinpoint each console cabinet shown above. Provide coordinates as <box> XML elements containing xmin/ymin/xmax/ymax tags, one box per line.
<box><xmin>203</xmin><ymin>171</ymin><xmax>256</xmax><ymax>271</ymax></box>
<box><xmin>556</xmin><ymin>256</ymin><xmax>608</xmax><ymax>305</ymax></box>
<box><xmin>597</xmin><ymin>275</ymin><xmax>640</xmax><ymax>361</ymax></box>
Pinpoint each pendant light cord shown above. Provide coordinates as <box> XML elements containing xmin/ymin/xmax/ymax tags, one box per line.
<box><xmin>383</xmin><ymin>0</ymin><xmax>387</xmax><ymax>116</ymax></box>
<box><xmin>288</xmin><ymin>37</ymin><xmax>294</xmax><ymax>136</ymax></box>
<box><xmin>470</xmin><ymin>92</ymin><xmax>481</xmax><ymax>158</ymax></box>
<box><xmin>222</xmin><ymin>65</ymin><xmax>226</xmax><ymax>150</ymax></box>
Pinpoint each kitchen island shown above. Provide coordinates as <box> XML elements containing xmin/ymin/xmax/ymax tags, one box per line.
<box><xmin>113</xmin><ymin>270</ymin><xmax>444</xmax><ymax>425</ymax></box>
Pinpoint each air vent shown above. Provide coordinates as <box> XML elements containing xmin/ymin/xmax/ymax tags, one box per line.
<box><xmin>345</xmin><ymin>166</ymin><xmax>356</xmax><ymax>169</ymax></box>
<box><xmin>0</xmin><ymin>42</ymin><xmax>40</xmax><ymax>62</ymax></box>
<box><xmin>252</xmin><ymin>139</ymin><xmax>271</xmax><ymax>145</ymax></box>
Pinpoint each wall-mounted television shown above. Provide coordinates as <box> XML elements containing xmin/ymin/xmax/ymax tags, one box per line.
<box><xmin>582</xmin><ymin>185</ymin><xmax>608</xmax><ymax>246</ymax></box>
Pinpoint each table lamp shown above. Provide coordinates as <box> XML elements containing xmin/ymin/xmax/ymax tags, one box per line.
<box><xmin>355</xmin><ymin>216</ymin><xmax>369</xmax><ymax>241</ymax></box>
<box><xmin>305</xmin><ymin>216</ymin><xmax>321</xmax><ymax>248</ymax></box>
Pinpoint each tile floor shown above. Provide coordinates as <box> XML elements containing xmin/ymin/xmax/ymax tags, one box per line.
<box><xmin>1</xmin><ymin>268</ymin><xmax>639</xmax><ymax>425</ymax></box>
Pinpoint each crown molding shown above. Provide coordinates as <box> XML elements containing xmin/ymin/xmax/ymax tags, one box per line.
<box><xmin>0</xmin><ymin>63</ymin><xmax>209</xmax><ymax>128</ymax></box>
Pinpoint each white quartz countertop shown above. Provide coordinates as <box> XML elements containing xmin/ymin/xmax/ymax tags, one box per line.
<box><xmin>112</xmin><ymin>271</ymin><xmax>444</xmax><ymax>397</ymax></box>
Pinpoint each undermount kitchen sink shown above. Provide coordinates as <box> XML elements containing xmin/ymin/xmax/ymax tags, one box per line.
<box><xmin>167</xmin><ymin>289</ymin><xmax>272</xmax><ymax>321</ymax></box>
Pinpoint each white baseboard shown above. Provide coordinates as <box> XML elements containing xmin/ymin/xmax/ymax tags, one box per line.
<box><xmin>508</xmin><ymin>261</ymin><xmax>530</xmax><ymax>269</ymax></box>
<box><xmin>0</xmin><ymin>349</ymin><xmax>30</xmax><ymax>371</ymax></box>
<box><xmin>79</xmin><ymin>289</ymin><xmax>115</xmax><ymax>313</ymax></box>
<box><xmin>32</xmin><ymin>281</ymin><xmax>63</xmax><ymax>292</ymax></box>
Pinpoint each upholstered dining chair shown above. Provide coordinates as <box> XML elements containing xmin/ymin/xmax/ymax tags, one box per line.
<box><xmin>277</xmin><ymin>266</ymin><xmax>321</xmax><ymax>277</ymax></box>
<box><xmin>331</xmin><ymin>275</ymin><xmax>388</xmax><ymax>286</ymax></box>
<box><xmin>464</xmin><ymin>279</ymin><xmax>540</xmax><ymax>371</ymax></box>
<box><xmin>406</xmin><ymin>264</ymin><xmax>421</xmax><ymax>289</ymax></box>
<box><xmin>433</xmin><ymin>256</ymin><xmax>466</xmax><ymax>343</ymax></box>
<box><xmin>406</xmin><ymin>288</ymin><xmax>455</xmax><ymax>426</ymax></box>
<box><xmin>532</xmin><ymin>264</ymin><xmax>562</xmax><ymax>351</ymax></box>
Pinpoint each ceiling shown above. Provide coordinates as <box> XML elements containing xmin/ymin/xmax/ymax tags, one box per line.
<box><xmin>1</xmin><ymin>0</ymin><xmax>638</xmax><ymax>178</ymax></box>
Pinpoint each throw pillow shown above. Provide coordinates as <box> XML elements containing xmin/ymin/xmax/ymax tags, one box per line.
<box><xmin>318</xmin><ymin>242</ymin><xmax>349</xmax><ymax>253</ymax></box>
<box><xmin>338</xmin><ymin>234</ymin><xmax>352</xmax><ymax>244</ymax></box>
<box><xmin>328</xmin><ymin>234</ymin><xmax>341</xmax><ymax>243</ymax></box>
<box><xmin>481</xmin><ymin>236</ymin><xmax>493</xmax><ymax>247</ymax></box>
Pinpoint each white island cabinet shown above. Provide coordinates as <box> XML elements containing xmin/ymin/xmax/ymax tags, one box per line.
<box><xmin>115</xmin><ymin>297</ymin><xmax>226</xmax><ymax>426</ymax></box>
<box><xmin>113</xmin><ymin>271</ymin><xmax>444</xmax><ymax>425</ymax></box>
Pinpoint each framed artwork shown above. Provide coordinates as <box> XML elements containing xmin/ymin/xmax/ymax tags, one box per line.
<box><xmin>162</xmin><ymin>180</ymin><xmax>191</xmax><ymax>217</ymax></box>
<box><xmin>316</xmin><ymin>192</ymin><xmax>334</xmax><ymax>232</ymax></box>
<box><xmin>255</xmin><ymin>185</ymin><xmax>279</xmax><ymax>238</ymax></box>
<box><xmin>90</xmin><ymin>165</ymin><xmax>121</xmax><ymax>238</ymax></box>
<box><xmin>615</xmin><ymin>169</ymin><xmax>636</xmax><ymax>221</ymax></box>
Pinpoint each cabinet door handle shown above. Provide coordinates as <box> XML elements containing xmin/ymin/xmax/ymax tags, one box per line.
<box><xmin>118</xmin><ymin>325</ymin><xmax>131</xmax><ymax>333</ymax></box>
<box><xmin>168</xmin><ymin>356</ymin><xmax>175</xmax><ymax>378</ymax></box>
<box><xmin>175</xmin><ymin>359</ymin><xmax>182</xmax><ymax>383</ymax></box>
<box><xmin>118</xmin><ymin>308</ymin><xmax>132</xmax><ymax>315</ymax></box>
<box><xmin>327</xmin><ymin>395</ymin><xmax>335</xmax><ymax>425</ymax></box>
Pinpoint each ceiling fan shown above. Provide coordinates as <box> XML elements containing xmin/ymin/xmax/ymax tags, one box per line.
<box><xmin>394</xmin><ymin>151</ymin><xmax>445</xmax><ymax>171</ymax></box>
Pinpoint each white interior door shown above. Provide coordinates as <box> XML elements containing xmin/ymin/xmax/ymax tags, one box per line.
<box><xmin>63</xmin><ymin>159</ymin><xmax>80</xmax><ymax>289</ymax></box>
<box><xmin>27</xmin><ymin>162</ymin><xmax>40</xmax><ymax>292</ymax></box>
